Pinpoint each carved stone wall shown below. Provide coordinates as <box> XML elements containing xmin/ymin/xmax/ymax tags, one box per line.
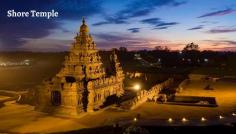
<box><xmin>87</xmin><ymin>76</ymin><xmax>124</xmax><ymax>111</ymax></box>
<box><xmin>176</xmin><ymin>79</ymin><xmax>190</xmax><ymax>93</ymax></box>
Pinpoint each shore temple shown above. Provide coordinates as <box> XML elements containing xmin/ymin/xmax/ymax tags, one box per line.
<box><xmin>35</xmin><ymin>18</ymin><xmax>125</xmax><ymax>116</ymax></box>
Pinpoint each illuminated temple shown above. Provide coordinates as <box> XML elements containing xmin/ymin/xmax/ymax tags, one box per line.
<box><xmin>35</xmin><ymin>18</ymin><xmax>124</xmax><ymax>116</ymax></box>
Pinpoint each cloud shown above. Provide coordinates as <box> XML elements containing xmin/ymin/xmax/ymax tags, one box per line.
<box><xmin>93</xmin><ymin>33</ymin><xmax>165</xmax><ymax>50</ymax></box>
<box><xmin>94</xmin><ymin>33</ymin><xmax>131</xmax><ymax>42</ymax></box>
<box><xmin>172</xmin><ymin>1</ymin><xmax>187</xmax><ymax>6</ymax></box>
<box><xmin>127</xmin><ymin>28</ymin><xmax>140</xmax><ymax>33</ymax></box>
<box><xmin>141</xmin><ymin>18</ymin><xmax>162</xmax><ymax>25</ymax></box>
<box><xmin>19</xmin><ymin>38</ymin><xmax>72</xmax><ymax>51</ymax></box>
<box><xmin>0</xmin><ymin>0</ymin><xmax>104</xmax><ymax>50</ymax></box>
<box><xmin>93</xmin><ymin>33</ymin><xmax>186</xmax><ymax>51</ymax></box>
<box><xmin>202</xmin><ymin>39</ymin><xmax>236</xmax><ymax>51</ymax></box>
<box><xmin>92</xmin><ymin>16</ymin><xmax>128</xmax><ymax>26</ymax></box>
<box><xmin>53</xmin><ymin>0</ymin><xmax>104</xmax><ymax>20</ymax></box>
<box><xmin>207</xmin><ymin>27</ymin><xmax>236</xmax><ymax>33</ymax></box>
<box><xmin>92</xmin><ymin>22</ymin><xmax>110</xmax><ymax>26</ymax></box>
<box><xmin>93</xmin><ymin>0</ymin><xmax>186</xmax><ymax>26</ymax></box>
<box><xmin>141</xmin><ymin>17</ymin><xmax>178</xmax><ymax>29</ymax></box>
<box><xmin>153</xmin><ymin>27</ymin><xmax>168</xmax><ymax>30</ymax></box>
<box><xmin>198</xmin><ymin>8</ymin><xmax>236</xmax><ymax>18</ymax></box>
<box><xmin>188</xmin><ymin>25</ymin><xmax>204</xmax><ymax>30</ymax></box>
<box><xmin>223</xmin><ymin>40</ymin><xmax>236</xmax><ymax>45</ymax></box>
<box><xmin>156</xmin><ymin>22</ymin><xmax>178</xmax><ymax>27</ymax></box>
<box><xmin>1</xmin><ymin>0</ymin><xmax>104</xmax><ymax>20</ymax></box>
<box><xmin>118</xmin><ymin>0</ymin><xmax>186</xmax><ymax>18</ymax></box>
<box><xmin>204</xmin><ymin>40</ymin><xmax>236</xmax><ymax>45</ymax></box>
<box><xmin>201</xmin><ymin>21</ymin><xmax>218</xmax><ymax>24</ymax></box>
<box><xmin>0</xmin><ymin>19</ymin><xmax>61</xmax><ymax>50</ymax></box>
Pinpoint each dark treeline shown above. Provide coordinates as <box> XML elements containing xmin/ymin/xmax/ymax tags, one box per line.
<box><xmin>1</xmin><ymin>47</ymin><xmax>236</xmax><ymax>75</ymax></box>
<box><xmin>1</xmin><ymin>50</ymin><xmax>235</xmax><ymax>68</ymax></box>
<box><xmin>113</xmin><ymin>49</ymin><xmax>235</xmax><ymax>66</ymax></box>
<box><xmin>0</xmin><ymin>51</ymin><xmax>67</xmax><ymax>61</ymax></box>
<box><xmin>111</xmin><ymin>46</ymin><xmax>236</xmax><ymax>75</ymax></box>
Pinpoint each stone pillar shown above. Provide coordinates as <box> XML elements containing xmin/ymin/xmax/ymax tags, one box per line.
<box><xmin>87</xmin><ymin>90</ymin><xmax>95</xmax><ymax>112</ymax></box>
<box><xmin>87</xmin><ymin>81</ymin><xmax>95</xmax><ymax>112</ymax></box>
<box><xmin>56</xmin><ymin>83</ymin><xmax>80</xmax><ymax>116</ymax></box>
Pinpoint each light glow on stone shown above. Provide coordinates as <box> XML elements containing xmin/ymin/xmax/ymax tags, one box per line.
<box><xmin>201</xmin><ymin>117</ymin><xmax>206</xmax><ymax>122</ymax></box>
<box><xmin>133</xmin><ymin>84</ymin><xmax>141</xmax><ymax>91</ymax></box>
<box><xmin>182</xmin><ymin>117</ymin><xmax>188</xmax><ymax>122</ymax></box>
<box><xmin>219</xmin><ymin>115</ymin><xmax>224</xmax><ymax>119</ymax></box>
<box><xmin>232</xmin><ymin>113</ymin><xmax>236</xmax><ymax>116</ymax></box>
<box><xmin>168</xmin><ymin>118</ymin><xmax>173</xmax><ymax>123</ymax></box>
<box><xmin>133</xmin><ymin>117</ymin><xmax>137</xmax><ymax>122</ymax></box>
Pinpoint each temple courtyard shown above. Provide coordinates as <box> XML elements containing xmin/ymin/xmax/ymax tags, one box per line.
<box><xmin>0</xmin><ymin>79</ymin><xmax>236</xmax><ymax>133</ymax></box>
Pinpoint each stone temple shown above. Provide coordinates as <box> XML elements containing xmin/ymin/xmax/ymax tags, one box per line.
<box><xmin>35</xmin><ymin>18</ymin><xmax>124</xmax><ymax>116</ymax></box>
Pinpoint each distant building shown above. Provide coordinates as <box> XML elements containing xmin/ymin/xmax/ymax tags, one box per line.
<box><xmin>134</xmin><ymin>53</ymin><xmax>161</xmax><ymax>68</ymax></box>
<box><xmin>134</xmin><ymin>53</ymin><xmax>141</xmax><ymax>60</ymax></box>
<box><xmin>35</xmin><ymin>18</ymin><xmax>124</xmax><ymax>116</ymax></box>
<box><xmin>0</xmin><ymin>59</ymin><xmax>31</xmax><ymax>67</ymax></box>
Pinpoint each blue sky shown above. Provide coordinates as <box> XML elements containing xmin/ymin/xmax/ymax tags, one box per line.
<box><xmin>0</xmin><ymin>0</ymin><xmax>236</xmax><ymax>51</ymax></box>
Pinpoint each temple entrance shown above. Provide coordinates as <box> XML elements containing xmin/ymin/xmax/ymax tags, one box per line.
<box><xmin>100</xmin><ymin>95</ymin><xmax>119</xmax><ymax>108</ymax></box>
<box><xmin>51</xmin><ymin>91</ymin><xmax>61</xmax><ymax>106</ymax></box>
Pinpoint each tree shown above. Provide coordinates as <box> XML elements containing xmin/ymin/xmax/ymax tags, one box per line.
<box><xmin>183</xmin><ymin>42</ymin><xmax>199</xmax><ymax>52</ymax></box>
<box><xmin>163</xmin><ymin>46</ymin><xmax>170</xmax><ymax>51</ymax></box>
<box><xmin>182</xmin><ymin>42</ymin><xmax>200</xmax><ymax>66</ymax></box>
<box><xmin>154</xmin><ymin>46</ymin><xmax>170</xmax><ymax>51</ymax></box>
<box><xmin>119</xmin><ymin>47</ymin><xmax>127</xmax><ymax>52</ymax></box>
<box><xmin>154</xmin><ymin>46</ymin><xmax>162</xmax><ymax>50</ymax></box>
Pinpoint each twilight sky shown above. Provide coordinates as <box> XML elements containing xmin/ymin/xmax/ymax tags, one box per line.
<box><xmin>0</xmin><ymin>0</ymin><xmax>236</xmax><ymax>51</ymax></box>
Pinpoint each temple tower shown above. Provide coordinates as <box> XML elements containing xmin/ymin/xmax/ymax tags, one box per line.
<box><xmin>57</xmin><ymin>18</ymin><xmax>105</xmax><ymax>81</ymax></box>
<box><xmin>110</xmin><ymin>51</ymin><xmax>125</xmax><ymax>80</ymax></box>
<box><xmin>35</xmin><ymin>18</ymin><xmax>124</xmax><ymax>116</ymax></box>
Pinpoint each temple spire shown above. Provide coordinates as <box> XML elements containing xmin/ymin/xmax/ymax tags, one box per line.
<box><xmin>80</xmin><ymin>17</ymin><xmax>89</xmax><ymax>35</ymax></box>
<box><xmin>82</xmin><ymin>17</ymin><xmax>85</xmax><ymax>24</ymax></box>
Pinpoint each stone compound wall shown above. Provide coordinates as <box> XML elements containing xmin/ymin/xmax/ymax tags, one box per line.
<box><xmin>176</xmin><ymin>79</ymin><xmax>190</xmax><ymax>93</ymax></box>
<box><xmin>121</xmin><ymin>78</ymin><xmax>174</xmax><ymax>110</ymax></box>
<box><xmin>188</xmin><ymin>74</ymin><xmax>207</xmax><ymax>80</ymax></box>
